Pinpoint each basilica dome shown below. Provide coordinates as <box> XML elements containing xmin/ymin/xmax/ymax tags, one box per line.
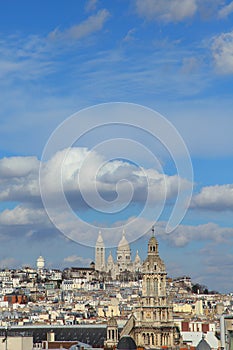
<box><xmin>118</xmin><ymin>230</ymin><xmax>130</xmax><ymax>251</ymax></box>
<box><xmin>36</xmin><ymin>255</ymin><xmax>45</xmax><ymax>270</ymax></box>
<box><xmin>107</xmin><ymin>251</ymin><xmax>114</xmax><ymax>264</ymax></box>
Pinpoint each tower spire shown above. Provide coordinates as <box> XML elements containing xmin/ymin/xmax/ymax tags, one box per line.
<box><xmin>151</xmin><ymin>226</ymin><xmax>155</xmax><ymax>237</ymax></box>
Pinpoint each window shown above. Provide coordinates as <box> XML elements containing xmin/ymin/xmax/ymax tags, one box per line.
<box><xmin>154</xmin><ymin>279</ymin><xmax>158</xmax><ymax>294</ymax></box>
<box><xmin>146</xmin><ymin>278</ymin><xmax>150</xmax><ymax>294</ymax></box>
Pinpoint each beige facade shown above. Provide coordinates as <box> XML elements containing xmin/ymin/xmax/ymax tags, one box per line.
<box><xmin>0</xmin><ymin>336</ymin><xmax>33</xmax><ymax>350</ymax></box>
<box><xmin>173</xmin><ymin>303</ymin><xmax>193</xmax><ymax>313</ymax></box>
<box><xmin>194</xmin><ymin>299</ymin><xmax>204</xmax><ymax>315</ymax></box>
<box><xmin>98</xmin><ymin>299</ymin><xmax>120</xmax><ymax>317</ymax></box>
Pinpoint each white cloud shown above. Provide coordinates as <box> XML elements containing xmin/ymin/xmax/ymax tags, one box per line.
<box><xmin>48</xmin><ymin>9</ymin><xmax>110</xmax><ymax>41</ymax></box>
<box><xmin>63</xmin><ymin>255</ymin><xmax>91</xmax><ymax>265</ymax></box>
<box><xmin>192</xmin><ymin>247</ymin><xmax>233</xmax><ymax>292</ymax></box>
<box><xmin>0</xmin><ymin>10</ymin><xmax>110</xmax><ymax>83</ymax></box>
<box><xmin>159</xmin><ymin>221</ymin><xmax>233</xmax><ymax>247</ymax></box>
<box><xmin>0</xmin><ymin>206</ymin><xmax>50</xmax><ymax>226</ymax></box>
<box><xmin>123</xmin><ymin>28</ymin><xmax>136</xmax><ymax>42</ymax></box>
<box><xmin>0</xmin><ymin>148</ymin><xmax>191</xmax><ymax>246</ymax></box>
<box><xmin>0</xmin><ymin>156</ymin><xmax>40</xmax><ymax>202</ymax></box>
<box><xmin>181</xmin><ymin>57</ymin><xmax>200</xmax><ymax>74</ymax></box>
<box><xmin>191</xmin><ymin>184</ymin><xmax>233</xmax><ymax>211</ymax></box>
<box><xmin>0</xmin><ymin>156</ymin><xmax>39</xmax><ymax>178</ymax></box>
<box><xmin>197</xmin><ymin>0</ymin><xmax>225</xmax><ymax>19</ymax></box>
<box><xmin>219</xmin><ymin>1</ymin><xmax>233</xmax><ymax>18</ymax></box>
<box><xmin>0</xmin><ymin>147</ymin><xmax>190</xmax><ymax>207</ymax></box>
<box><xmin>135</xmin><ymin>0</ymin><xmax>226</xmax><ymax>22</ymax></box>
<box><xmin>135</xmin><ymin>0</ymin><xmax>197</xmax><ymax>22</ymax></box>
<box><xmin>212</xmin><ymin>31</ymin><xmax>233</xmax><ymax>74</ymax></box>
<box><xmin>85</xmin><ymin>0</ymin><xmax>98</xmax><ymax>13</ymax></box>
<box><xmin>0</xmin><ymin>258</ymin><xmax>17</xmax><ymax>269</ymax></box>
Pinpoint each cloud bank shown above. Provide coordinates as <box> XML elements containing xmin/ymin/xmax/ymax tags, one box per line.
<box><xmin>191</xmin><ymin>184</ymin><xmax>233</xmax><ymax>211</ymax></box>
<box><xmin>135</xmin><ymin>0</ymin><xmax>197</xmax><ymax>22</ymax></box>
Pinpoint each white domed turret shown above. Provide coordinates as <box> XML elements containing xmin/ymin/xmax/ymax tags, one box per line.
<box><xmin>134</xmin><ymin>250</ymin><xmax>141</xmax><ymax>272</ymax></box>
<box><xmin>37</xmin><ymin>255</ymin><xmax>45</xmax><ymax>270</ymax></box>
<box><xmin>134</xmin><ymin>250</ymin><xmax>141</xmax><ymax>264</ymax></box>
<box><xmin>107</xmin><ymin>251</ymin><xmax>114</xmax><ymax>265</ymax></box>
<box><xmin>107</xmin><ymin>251</ymin><xmax>116</xmax><ymax>277</ymax></box>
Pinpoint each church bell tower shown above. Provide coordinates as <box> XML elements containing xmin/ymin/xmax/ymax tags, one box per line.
<box><xmin>121</xmin><ymin>227</ymin><xmax>180</xmax><ymax>348</ymax></box>
<box><xmin>95</xmin><ymin>231</ymin><xmax>105</xmax><ymax>272</ymax></box>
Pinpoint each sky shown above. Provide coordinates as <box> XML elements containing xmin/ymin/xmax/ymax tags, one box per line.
<box><xmin>0</xmin><ymin>0</ymin><xmax>233</xmax><ymax>292</ymax></box>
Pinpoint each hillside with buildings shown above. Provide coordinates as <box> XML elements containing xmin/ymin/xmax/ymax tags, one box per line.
<box><xmin>0</xmin><ymin>229</ymin><xmax>232</xmax><ymax>349</ymax></box>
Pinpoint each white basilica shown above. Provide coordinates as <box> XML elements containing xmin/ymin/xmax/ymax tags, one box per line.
<box><xmin>95</xmin><ymin>230</ymin><xmax>142</xmax><ymax>279</ymax></box>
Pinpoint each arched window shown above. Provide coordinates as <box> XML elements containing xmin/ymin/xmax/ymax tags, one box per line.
<box><xmin>146</xmin><ymin>278</ymin><xmax>150</xmax><ymax>294</ymax></box>
<box><xmin>143</xmin><ymin>333</ymin><xmax>145</xmax><ymax>344</ymax></box>
<box><xmin>154</xmin><ymin>278</ymin><xmax>158</xmax><ymax>294</ymax></box>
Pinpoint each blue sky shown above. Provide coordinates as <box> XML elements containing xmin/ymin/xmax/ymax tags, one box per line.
<box><xmin>0</xmin><ymin>0</ymin><xmax>233</xmax><ymax>292</ymax></box>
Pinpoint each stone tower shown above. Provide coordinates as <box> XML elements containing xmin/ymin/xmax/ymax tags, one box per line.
<box><xmin>121</xmin><ymin>227</ymin><xmax>180</xmax><ymax>348</ymax></box>
<box><xmin>95</xmin><ymin>231</ymin><xmax>105</xmax><ymax>272</ymax></box>
<box><xmin>105</xmin><ymin>316</ymin><xmax>119</xmax><ymax>348</ymax></box>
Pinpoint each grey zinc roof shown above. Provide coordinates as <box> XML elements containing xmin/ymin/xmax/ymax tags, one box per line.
<box><xmin>196</xmin><ymin>337</ymin><xmax>211</xmax><ymax>350</ymax></box>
